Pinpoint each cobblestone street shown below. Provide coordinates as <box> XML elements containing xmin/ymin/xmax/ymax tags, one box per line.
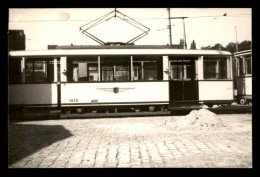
<box><xmin>8</xmin><ymin>114</ymin><xmax>252</xmax><ymax>168</ymax></box>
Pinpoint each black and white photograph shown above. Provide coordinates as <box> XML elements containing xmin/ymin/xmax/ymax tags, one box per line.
<box><xmin>8</xmin><ymin>8</ymin><xmax>252</xmax><ymax>168</ymax></box>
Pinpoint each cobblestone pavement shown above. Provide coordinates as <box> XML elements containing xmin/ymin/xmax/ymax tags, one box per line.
<box><xmin>8</xmin><ymin>114</ymin><xmax>252</xmax><ymax>168</ymax></box>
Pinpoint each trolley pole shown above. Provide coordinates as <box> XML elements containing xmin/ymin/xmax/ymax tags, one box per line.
<box><xmin>167</xmin><ymin>8</ymin><xmax>173</xmax><ymax>46</ymax></box>
<box><xmin>235</xmin><ymin>26</ymin><xmax>238</xmax><ymax>52</ymax></box>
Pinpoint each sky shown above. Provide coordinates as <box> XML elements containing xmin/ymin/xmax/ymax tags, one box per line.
<box><xmin>8</xmin><ymin>8</ymin><xmax>251</xmax><ymax>50</ymax></box>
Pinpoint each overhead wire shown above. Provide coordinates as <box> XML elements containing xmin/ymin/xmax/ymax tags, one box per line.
<box><xmin>9</xmin><ymin>13</ymin><xmax>251</xmax><ymax>22</ymax></box>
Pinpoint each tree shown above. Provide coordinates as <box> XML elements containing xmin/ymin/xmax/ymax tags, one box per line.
<box><xmin>201</xmin><ymin>43</ymin><xmax>224</xmax><ymax>50</ymax></box>
<box><xmin>201</xmin><ymin>45</ymin><xmax>212</xmax><ymax>50</ymax></box>
<box><xmin>211</xmin><ymin>43</ymin><xmax>225</xmax><ymax>50</ymax></box>
<box><xmin>201</xmin><ymin>40</ymin><xmax>251</xmax><ymax>53</ymax></box>
<box><xmin>225</xmin><ymin>42</ymin><xmax>237</xmax><ymax>53</ymax></box>
<box><xmin>224</xmin><ymin>41</ymin><xmax>251</xmax><ymax>54</ymax></box>
<box><xmin>190</xmin><ymin>40</ymin><xmax>196</xmax><ymax>49</ymax></box>
<box><xmin>238</xmin><ymin>40</ymin><xmax>251</xmax><ymax>51</ymax></box>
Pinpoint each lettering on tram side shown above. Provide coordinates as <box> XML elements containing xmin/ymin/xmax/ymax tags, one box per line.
<box><xmin>69</xmin><ymin>99</ymin><xmax>78</xmax><ymax>102</ymax></box>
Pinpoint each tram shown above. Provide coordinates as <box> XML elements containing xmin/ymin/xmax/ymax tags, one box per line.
<box><xmin>8</xmin><ymin>45</ymin><xmax>234</xmax><ymax>112</ymax></box>
<box><xmin>234</xmin><ymin>50</ymin><xmax>252</xmax><ymax>104</ymax></box>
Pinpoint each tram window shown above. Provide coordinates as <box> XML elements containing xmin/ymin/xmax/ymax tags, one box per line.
<box><xmin>170</xmin><ymin>64</ymin><xmax>192</xmax><ymax>80</ymax></box>
<box><xmin>133</xmin><ymin>62</ymin><xmax>142</xmax><ymax>80</ymax></box>
<box><xmin>218</xmin><ymin>59</ymin><xmax>227</xmax><ymax>79</ymax></box>
<box><xmin>102</xmin><ymin>66</ymin><xmax>114</xmax><ymax>81</ymax></box>
<box><xmin>204</xmin><ymin>61</ymin><xmax>217</xmax><ymax>79</ymax></box>
<box><xmin>70</xmin><ymin>61</ymin><xmax>88</xmax><ymax>82</ymax></box>
<box><xmin>101</xmin><ymin>60</ymin><xmax>129</xmax><ymax>81</ymax></box>
<box><xmin>171</xmin><ymin>65</ymin><xmax>182</xmax><ymax>79</ymax></box>
<box><xmin>203</xmin><ymin>58</ymin><xmax>229</xmax><ymax>79</ymax></box>
<box><xmin>67</xmin><ymin>58</ymin><xmax>99</xmax><ymax>82</ymax></box>
<box><xmin>25</xmin><ymin>59</ymin><xmax>54</xmax><ymax>83</ymax></box>
<box><xmin>57</xmin><ymin>60</ymin><xmax>60</xmax><ymax>82</ymax></box>
<box><xmin>245</xmin><ymin>57</ymin><xmax>252</xmax><ymax>75</ymax></box>
<box><xmin>116</xmin><ymin>65</ymin><xmax>129</xmax><ymax>81</ymax></box>
<box><xmin>9</xmin><ymin>57</ymin><xmax>22</xmax><ymax>84</ymax></box>
<box><xmin>239</xmin><ymin>57</ymin><xmax>244</xmax><ymax>76</ymax></box>
<box><xmin>143</xmin><ymin>62</ymin><xmax>157</xmax><ymax>80</ymax></box>
<box><xmin>186</xmin><ymin>65</ymin><xmax>193</xmax><ymax>79</ymax></box>
<box><xmin>133</xmin><ymin>61</ymin><xmax>158</xmax><ymax>80</ymax></box>
<box><xmin>88</xmin><ymin>64</ymin><xmax>99</xmax><ymax>81</ymax></box>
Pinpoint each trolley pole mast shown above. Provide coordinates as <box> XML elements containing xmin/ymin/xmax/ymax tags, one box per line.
<box><xmin>235</xmin><ymin>26</ymin><xmax>238</xmax><ymax>52</ymax></box>
<box><xmin>171</xmin><ymin>17</ymin><xmax>188</xmax><ymax>49</ymax></box>
<box><xmin>167</xmin><ymin>8</ymin><xmax>172</xmax><ymax>46</ymax></box>
<box><xmin>182</xmin><ymin>18</ymin><xmax>187</xmax><ymax>49</ymax></box>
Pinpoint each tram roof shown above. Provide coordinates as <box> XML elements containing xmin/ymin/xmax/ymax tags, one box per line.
<box><xmin>9</xmin><ymin>45</ymin><xmax>232</xmax><ymax>57</ymax></box>
<box><xmin>234</xmin><ymin>49</ymin><xmax>252</xmax><ymax>57</ymax></box>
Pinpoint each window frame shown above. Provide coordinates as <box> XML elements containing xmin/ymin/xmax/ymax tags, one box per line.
<box><xmin>66</xmin><ymin>57</ymin><xmax>99</xmax><ymax>82</ymax></box>
<box><xmin>203</xmin><ymin>57</ymin><xmax>230</xmax><ymax>80</ymax></box>
<box><xmin>25</xmin><ymin>58</ymin><xmax>55</xmax><ymax>83</ymax></box>
<box><xmin>170</xmin><ymin>63</ymin><xmax>193</xmax><ymax>81</ymax></box>
<box><xmin>64</xmin><ymin>55</ymin><xmax>163</xmax><ymax>83</ymax></box>
<box><xmin>244</xmin><ymin>56</ymin><xmax>252</xmax><ymax>75</ymax></box>
<box><xmin>132</xmin><ymin>60</ymin><xmax>159</xmax><ymax>81</ymax></box>
<box><xmin>236</xmin><ymin>55</ymin><xmax>252</xmax><ymax>77</ymax></box>
<box><xmin>169</xmin><ymin>59</ymin><xmax>197</xmax><ymax>81</ymax></box>
<box><xmin>87</xmin><ymin>63</ymin><xmax>99</xmax><ymax>81</ymax></box>
<box><xmin>101</xmin><ymin>58</ymin><xmax>130</xmax><ymax>82</ymax></box>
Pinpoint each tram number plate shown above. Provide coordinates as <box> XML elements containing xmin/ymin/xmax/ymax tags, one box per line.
<box><xmin>69</xmin><ymin>99</ymin><xmax>78</xmax><ymax>102</ymax></box>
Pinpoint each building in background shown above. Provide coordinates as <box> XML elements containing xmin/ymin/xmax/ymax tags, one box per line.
<box><xmin>9</xmin><ymin>30</ymin><xmax>26</xmax><ymax>51</ymax></box>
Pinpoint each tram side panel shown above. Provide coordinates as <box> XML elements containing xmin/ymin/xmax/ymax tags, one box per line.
<box><xmin>237</xmin><ymin>76</ymin><xmax>252</xmax><ymax>99</ymax></box>
<box><xmin>8</xmin><ymin>84</ymin><xmax>25</xmax><ymax>106</ymax></box>
<box><xmin>198</xmin><ymin>55</ymin><xmax>234</xmax><ymax>104</ymax></box>
<box><xmin>9</xmin><ymin>83</ymin><xmax>58</xmax><ymax>108</ymax></box>
<box><xmin>236</xmin><ymin>77</ymin><xmax>245</xmax><ymax>96</ymax></box>
<box><xmin>198</xmin><ymin>81</ymin><xmax>234</xmax><ymax>103</ymax></box>
<box><xmin>25</xmin><ymin>84</ymin><xmax>58</xmax><ymax>106</ymax></box>
<box><xmin>245</xmin><ymin>77</ymin><xmax>252</xmax><ymax>96</ymax></box>
<box><xmin>9</xmin><ymin>57</ymin><xmax>59</xmax><ymax>108</ymax></box>
<box><xmin>60</xmin><ymin>82</ymin><xmax>169</xmax><ymax>106</ymax></box>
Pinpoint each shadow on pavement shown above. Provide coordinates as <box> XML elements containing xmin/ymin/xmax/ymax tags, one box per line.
<box><xmin>8</xmin><ymin>123</ymin><xmax>73</xmax><ymax>166</ymax></box>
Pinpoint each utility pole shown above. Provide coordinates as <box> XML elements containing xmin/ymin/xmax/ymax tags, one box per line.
<box><xmin>171</xmin><ymin>17</ymin><xmax>188</xmax><ymax>49</ymax></box>
<box><xmin>167</xmin><ymin>8</ymin><xmax>172</xmax><ymax>46</ymax></box>
<box><xmin>235</xmin><ymin>26</ymin><xmax>238</xmax><ymax>52</ymax></box>
<box><xmin>182</xmin><ymin>18</ymin><xmax>187</xmax><ymax>49</ymax></box>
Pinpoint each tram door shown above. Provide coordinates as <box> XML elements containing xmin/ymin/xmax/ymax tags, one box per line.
<box><xmin>169</xmin><ymin>59</ymin><xmax>198</xmax><ymax>102</ymax></box>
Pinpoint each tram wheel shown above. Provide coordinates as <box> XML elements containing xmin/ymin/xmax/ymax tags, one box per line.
<box><xmin>239</xmin><ymin>98</ymin><xmax>247</xmax><ymax>105</ymax></box>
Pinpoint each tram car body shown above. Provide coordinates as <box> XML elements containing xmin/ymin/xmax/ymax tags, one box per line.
<box><xmin>234</xmin><ymin>50</ymin><xmax>252</xmax><ymax>104</ymax></box>
<box><xmin>8</xmin><ymin>45</ymin><xmax>234</xmax><ymax>112</ymax></box>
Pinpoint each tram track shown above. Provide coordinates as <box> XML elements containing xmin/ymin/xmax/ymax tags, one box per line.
<box><xmin>8</xmin><ymin>105</ymin><xmax>252</xmax><ymax>121</ymax></box>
